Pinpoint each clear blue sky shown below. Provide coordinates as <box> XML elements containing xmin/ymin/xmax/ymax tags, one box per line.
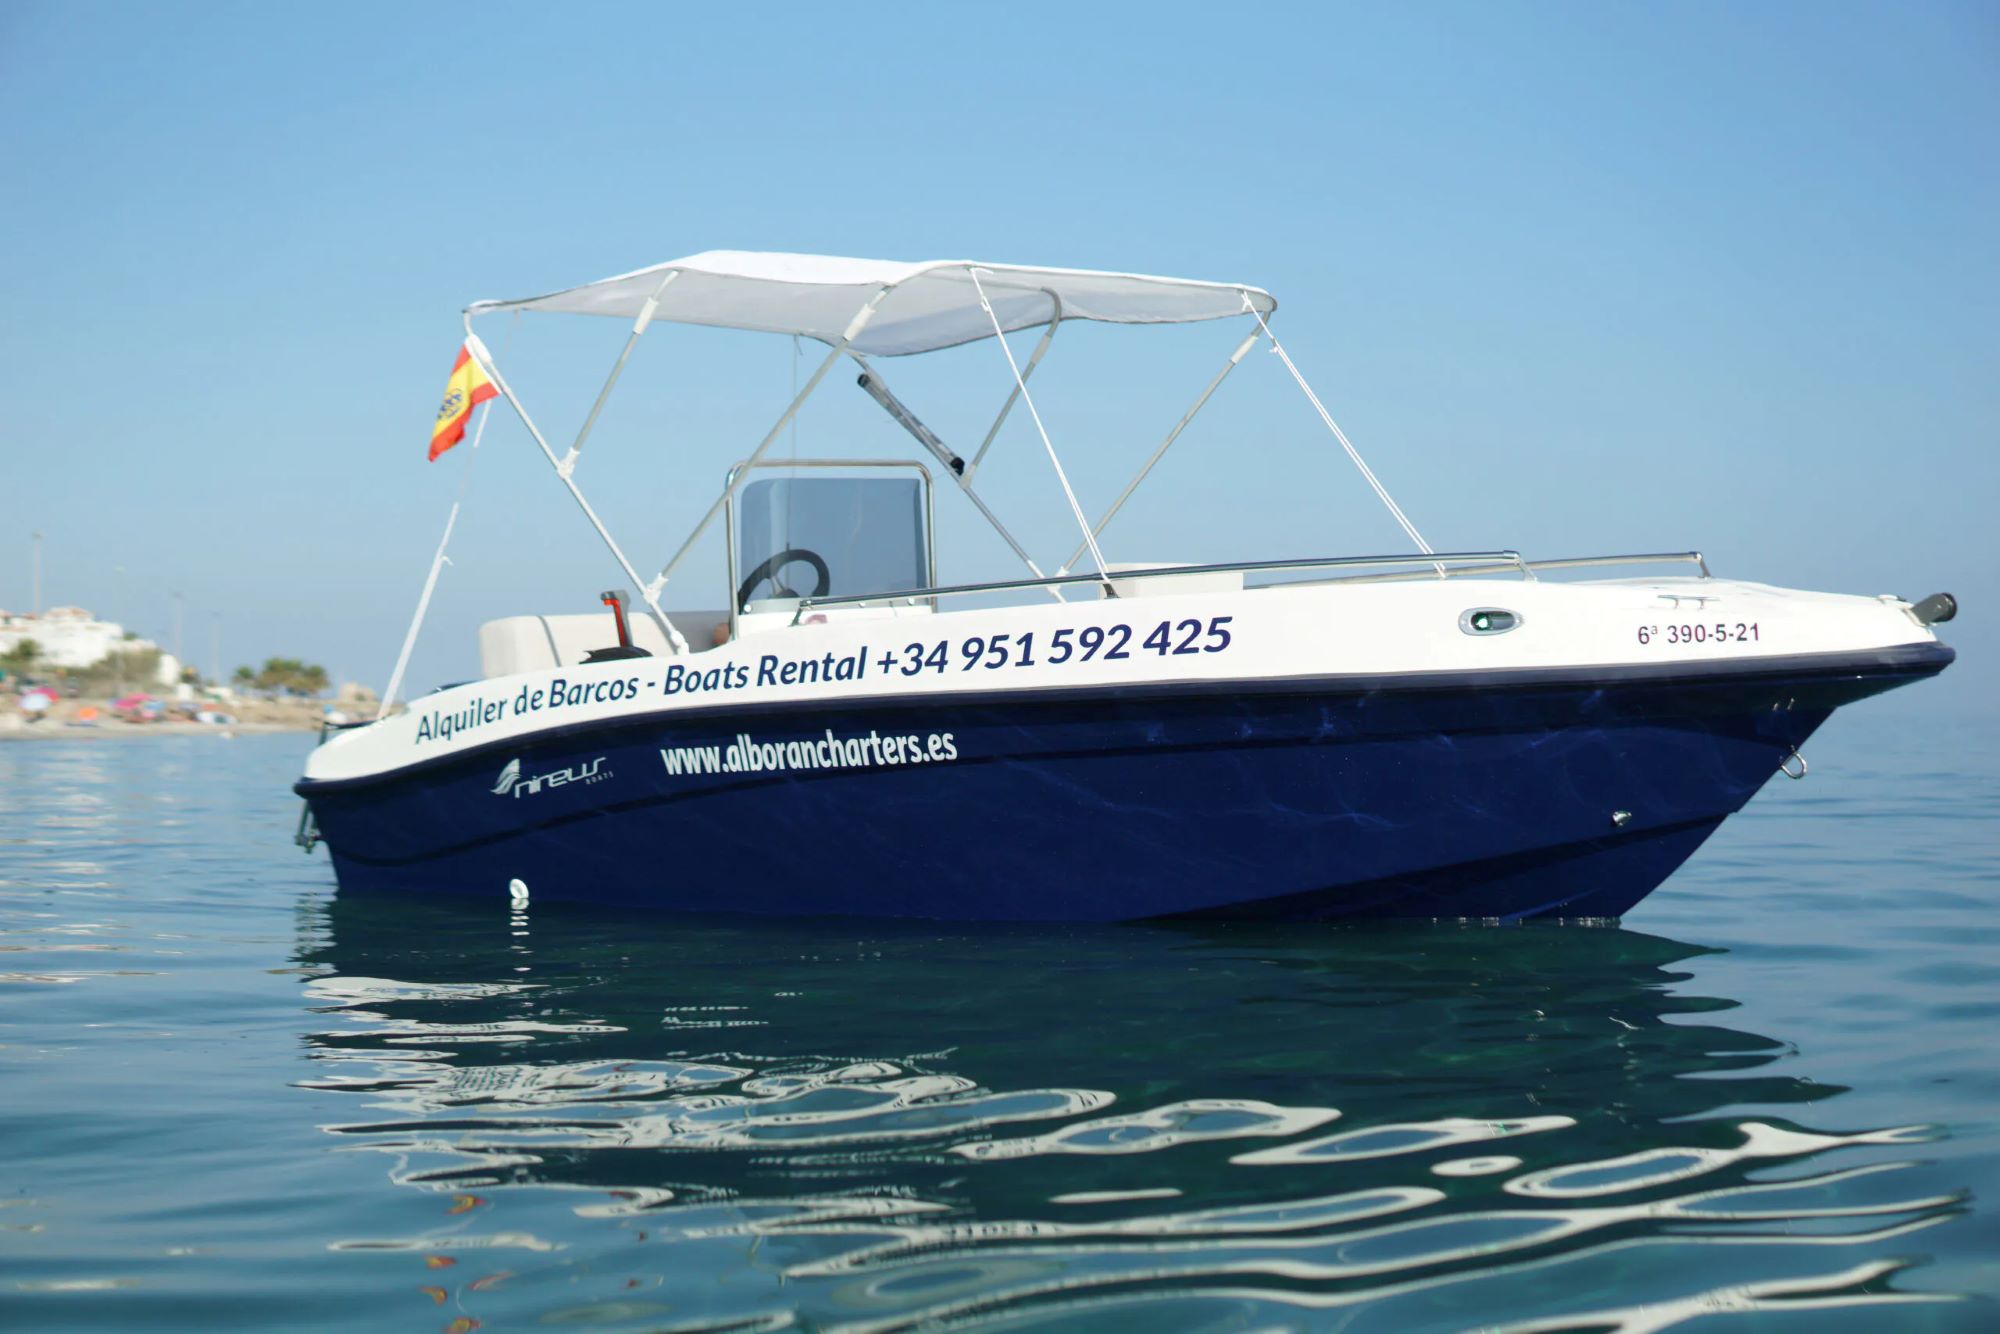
<box><xmin>2</xmin><ymin>2</ymin><xmax>1993</xmax><ymax>713</ymax></box>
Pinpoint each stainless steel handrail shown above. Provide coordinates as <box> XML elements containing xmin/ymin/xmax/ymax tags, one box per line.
<box><xmin>789</xmin><ymin>549</ymin><xmax>1713</xmax><ymax>619</ymax></box>
<box><xmin>792</xmin><ymin>551</ymin><xmax>1532</xmax><ymax>619</ymax></box>
<box><xmin>1532</xmin><ymin>551</ymin><xmax>1709</xmax><ymax>577</ymax></box>
<box><xmin>1285</xmin><ymin>550</ymin><xmax>1712</xmax><ymax>587</ymax></box>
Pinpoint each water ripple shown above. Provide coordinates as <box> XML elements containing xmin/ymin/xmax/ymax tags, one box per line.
<box><xmin>952</xmin><ymin>1099</ymin><xmax>1339</xmax><ymax>1161</ymax></box>
<box><xmin>1</xmin><ymin>727</ymin><xmax>1993</xmax><ymax>1330</ymax></box>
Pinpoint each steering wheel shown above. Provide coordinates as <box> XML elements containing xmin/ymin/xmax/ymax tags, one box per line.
<box><xmin>736</xmin><ymin>547</ymin><xmax>831</xmax><ymax>610</ymax></box>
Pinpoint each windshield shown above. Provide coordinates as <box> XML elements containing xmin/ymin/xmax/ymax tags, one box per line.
<box><xmin>736</xmin><ymin>475</ymin><xmax>928</xmax><ymax>604</ymax></box>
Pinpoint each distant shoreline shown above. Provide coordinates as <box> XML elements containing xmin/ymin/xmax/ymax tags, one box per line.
<box><xmin>0</xmin><ymin>720</ymin><xmax>319</xmax><ymax>741</ymax></box>
<box><xmin>7</xmin><ymin>688</ymin><xmax>377</xmax><ymax>739</ymax></box>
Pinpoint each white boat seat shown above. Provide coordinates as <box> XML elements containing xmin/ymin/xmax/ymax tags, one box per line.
<box><xmin>479</xmin><ymin>611</ymin><xmax>728</xmax><ymax>678</ymax></box>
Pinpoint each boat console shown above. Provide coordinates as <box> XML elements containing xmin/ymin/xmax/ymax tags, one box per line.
<box><xmin>726</xmin><ymin>460</ymin><xmax>936</xmax><ymax>637</ymax></box>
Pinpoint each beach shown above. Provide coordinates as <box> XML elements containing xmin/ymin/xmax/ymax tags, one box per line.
<box><xmin>2</xmin><ymin>694</ymin><xmax>352</xmax><ymax>739</ymax></box>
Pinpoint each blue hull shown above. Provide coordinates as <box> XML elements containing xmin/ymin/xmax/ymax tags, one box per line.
<box><xmin>297</xmin><ymin>646</ymin><xmax>1950</xmax><ymax>922</ymax></box>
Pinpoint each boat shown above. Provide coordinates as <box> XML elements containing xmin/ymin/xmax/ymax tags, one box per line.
<box><xmin>293</xmin><ymin>251</ymin><xmax>1957</xmax><ymax>921</ymax></box>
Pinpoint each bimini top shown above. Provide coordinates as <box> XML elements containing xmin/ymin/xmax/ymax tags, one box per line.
<box><xmin>466</xmin><ymin>250</ymin><xmax>1277</xmax><ymax>357</ymax></box>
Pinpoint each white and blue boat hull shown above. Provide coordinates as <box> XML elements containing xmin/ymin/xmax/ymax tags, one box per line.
<box><xmin>297</xmin><ymin>581</ymin><xmax>1951</xmax><ymax>922</ymax></box>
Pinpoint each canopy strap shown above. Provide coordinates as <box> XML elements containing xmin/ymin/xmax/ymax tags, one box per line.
<box><xmin>1243</xmin><ymin>296</ymin><xmax>1437</xmax><ymax>562</ymax></box>
<box><xmin>967</xmin><ymin>266</ymin><xmax>1110</xmax><ymax>581</ymax></box>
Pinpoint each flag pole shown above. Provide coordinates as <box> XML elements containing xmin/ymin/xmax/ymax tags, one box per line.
<box><xmin>378</xmin><ymin>398</ymin><xmax>494</xmax><ymax>718</ymax></box>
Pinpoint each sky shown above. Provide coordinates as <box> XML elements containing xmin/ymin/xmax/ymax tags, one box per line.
<box><xmin>1</xmin><ymin>2</ymin><xmax>1994</xmax><ymax>715</ymax></box>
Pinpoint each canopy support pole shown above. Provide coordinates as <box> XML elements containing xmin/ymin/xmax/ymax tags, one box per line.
<box><xmin>559</xmin><ymin>270</ymin><xmax>678</xmax><ymax>477</ymax></box>
<box><xmin>1058</xmin><ymin>328</ymin><xmax>1258</xmax><ymax>576</ymax></box>
<box><xmin>849</xmin><ymin>354</ymin><xmax>1065</xmax><ymax>601</ymax></box>
<box><xmin>1243</xmin><ymin>296</ymin><xmax>1440</xmax><ymax>571</ymax></box>
<box><xmin>647</xmin><ymin>287</ymin><xmax>892</xmax><ymax>600</ymax></box>
<box><xmin>462</xmin><ymin>325</ymin><xmax>690</xmax><ymax>654</ymax></box>
<box><xmin>965</xmin><ymin>294</ymin><xmax>1060</xmax><ymax>483</ymax></box>
<box><xmin>966</xmin><ymin>267</ymin><xmax>1111</xmax><ymax>587</ymax></box>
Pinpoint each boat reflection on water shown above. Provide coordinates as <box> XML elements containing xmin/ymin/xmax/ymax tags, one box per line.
<box><xmin>293</xmin><ymin>896</ymin><xmax>1967</xmax><ymax>1331</ymax></box>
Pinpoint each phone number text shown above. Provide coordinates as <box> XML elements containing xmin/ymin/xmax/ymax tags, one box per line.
<box><xmin>879</xmin><ymin>616</ymin><xmax>1234</xmax><ymax>675</ymax></box>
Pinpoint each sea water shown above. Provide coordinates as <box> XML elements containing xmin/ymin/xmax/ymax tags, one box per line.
<box><xmin>1</xmin><ymin>711</ymin><xmax>1994</xmax><ymax>1331</ymax></box>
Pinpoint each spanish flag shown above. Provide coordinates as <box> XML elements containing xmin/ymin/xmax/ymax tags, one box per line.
<box><xmin>429</xmin><ymin>343</ymin><xmax>498</xmax><ymax>461</ymax></box>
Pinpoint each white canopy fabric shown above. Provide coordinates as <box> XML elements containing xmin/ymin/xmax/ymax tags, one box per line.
<box><xmin>466</xmin><ymin>251</ymin><xmax>1278</xmax><ymax>357</ymax></box>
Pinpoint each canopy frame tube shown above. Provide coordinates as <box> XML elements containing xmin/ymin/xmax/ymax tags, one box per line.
<box><xmin>1241</xmin><ymin>294</ymin><xmax>1441</xmax><ymax>572</ymax></box>
<box><xmin>966</xmin><ymin>266</ymin><xmax>1112</xmax><ymax>589</ymax></box>
<box><xmin>848</xmin><ymin>353</ymin><xmax>1066</xmax><ymax>601</ymax></box>
<box><xmin>460</xmin><ymin>323</ymin><xmax>690</xmax><ymax>653</ymax></box>
<box><xmin>454</xmin><ymin>253</ymin><xmax>1445</xmax><ymax>656</ymax></box>
<box><xmin>965</xmin><ymin>292</ymin><xmax>1061</xmax><ymax>483</ymax></box>
<box><xmin>559</xmin><ymin>270</ymin><xmax>679</xmax><ymax>477</ymax></box>
<box><xmin>645</xmin><ymin>287</ymin><xmax>893</xmax><ymax>607</ymax></box>
<box><xmin>1058</xmin><ymin>328</ymin><xmax>1259</xmax><ymax>577</ymax></box>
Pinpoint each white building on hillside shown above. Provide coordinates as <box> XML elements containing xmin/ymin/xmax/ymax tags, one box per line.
<box><xmin>1</xmin><ymin>606</ymin><xmax>175</xmax><ymax>684</ymax></box>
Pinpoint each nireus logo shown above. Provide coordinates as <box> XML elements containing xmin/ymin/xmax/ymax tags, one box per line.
<box><xmin>491</xmin><ymin>755</ymin><xmax>609</xmax><ymax>798</ymax></box>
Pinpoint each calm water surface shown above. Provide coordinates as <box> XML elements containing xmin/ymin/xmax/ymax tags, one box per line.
<box><xmin>2</xmin><ymin>711</ymin><xmax>1996</xmax><ymax>1331</ymax></box>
